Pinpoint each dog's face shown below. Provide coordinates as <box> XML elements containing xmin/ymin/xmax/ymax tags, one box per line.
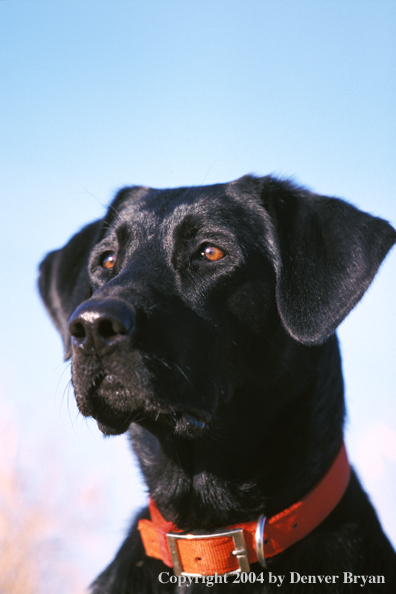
<box><xmin>50</xmin><ymin>179</ymin><xmax>285</xmax><ymax>437</ymax></box>
<box><xmin>39</xmin><ymin>176</ymin><xmax>395</xmax><ymax>440</ymax></box>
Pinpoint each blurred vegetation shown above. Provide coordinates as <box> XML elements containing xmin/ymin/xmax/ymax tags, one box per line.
<box><xmin>0</xmin><ymin>409</ymin><xmax>106</xmax><ymax>594</ymax></box>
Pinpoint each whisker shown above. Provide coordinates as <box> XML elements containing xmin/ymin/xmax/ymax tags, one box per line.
<box><xmin>64</xmin><ymin>380</ymin><xmax>74</xmax><ymax>421</ymax></box>
<box><xmin>174</xmin><ymin>364</ymin><xmax>194</xmax><ymax>387</ymax></box>
<box><xmin>150</xmin><ymin>354</ymin><xmax>172</xmax><ymax>370</ymax></box>
<box><xmin>83</xmin><ymin>188</ymin><xmax>118</xmax><ymax>215</ymax></box>
<box><xmin>71</xmin><ymin>411</ymin><xmax>81</xmax><ymax>431</ymax></box>
<box><xmin>132</xmin><ymin>415</ymin><xmax>146</xmax><ymax>423</ymax></box>
<box><xmin>201</xmin><ymin>158</ymin><xmax>219</xmax><ymax>185</ymax></box>
<box><xmin>146</xmin><ymin>302</ymin><xmax>161</xmax><ymax>311</ymax></box>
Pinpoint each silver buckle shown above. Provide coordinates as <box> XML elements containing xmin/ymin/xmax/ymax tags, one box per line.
<box><xmin>255</xmin><ymin>514</ymin><xmax>267</xmax><ymax>568</ymax></box>
<box><xmin>167</xmin><ymin>528</ymin><xmax>250</xmax><ymax>577</ymax></box>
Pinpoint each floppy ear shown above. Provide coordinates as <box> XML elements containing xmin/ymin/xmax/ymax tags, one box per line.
<box><xmin>262</xmin><ymin>178</ymin><xmax>396</xmax><ymax>345</ymax></box>
<box><xmin>38</xmin><ymin>220</ymin><xmax>103</xmax><ymax>359</ymax></box>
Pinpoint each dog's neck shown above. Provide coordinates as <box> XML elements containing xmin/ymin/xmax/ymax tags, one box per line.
<box><xmin>129</xmin><ymin>335</ymin><xmax>345</xmax><ymax>531</ymax></box>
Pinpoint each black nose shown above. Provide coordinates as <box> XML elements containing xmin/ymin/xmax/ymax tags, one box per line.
<box><xmin>68</xmin><ymin>299</ymin><xmax>135</xmax><ymax>355</ymax></box>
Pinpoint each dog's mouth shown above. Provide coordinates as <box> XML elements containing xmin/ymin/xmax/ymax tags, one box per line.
<box><xmin>97</xmin><ymin>406</ymin><xmax>209</xmax><ymax>438</ymax></box>
<box><xmin>80</xmin><ymin>372</ymin><xmax>209</xmax><ymax>437</ymax></box>
<box><xmin>96</xmin><ymin>407</ymin><xmax>209</xmax><ymax>437</ymax></box>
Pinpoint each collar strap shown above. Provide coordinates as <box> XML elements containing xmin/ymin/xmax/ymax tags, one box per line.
<box><xmin>138</xmin><ymin>442</ymin><xmax>350</xmax><ymax>576</ymax></box>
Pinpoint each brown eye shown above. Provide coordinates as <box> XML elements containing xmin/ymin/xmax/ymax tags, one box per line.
<box><xmin>101</xmin><ymin>252</ymin><xmax>117</xmax><ymax>270</ymax></box>
<box><xmin>201</xmin><ymin>246</ymin><xmax>225</xmax><ymax>262</ymax></box>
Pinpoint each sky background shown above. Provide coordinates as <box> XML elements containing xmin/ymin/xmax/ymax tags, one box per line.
<box><xmin>0</xmin><ymin>0</ymin><xmax>395</xmax><ymax>590</ymax></box>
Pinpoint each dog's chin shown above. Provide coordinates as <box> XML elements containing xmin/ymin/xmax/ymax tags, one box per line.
<box><xmin>96</xmin><ymin>419</ymin><xmax>131</xmax><ymax>436</ymax></box>
<box><xmin>95</xmin><ymin>408</ymin><xmax>209</xmax><ymax>438</ymax></box>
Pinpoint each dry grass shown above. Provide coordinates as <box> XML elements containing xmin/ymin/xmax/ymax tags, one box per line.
<box><xmin>0</xmin><ymin>410</ymin><xmax>105</xmax><ymax>594</ymax></box>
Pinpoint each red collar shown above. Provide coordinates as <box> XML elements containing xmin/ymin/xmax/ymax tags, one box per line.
<box><xmin>138</xmin><ymin>442</ymin><xmax>350</xmax><ymax>576</ymax></box>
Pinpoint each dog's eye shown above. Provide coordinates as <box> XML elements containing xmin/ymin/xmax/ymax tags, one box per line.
<box><xmin>101</xmin><ymin>252</ymin><xmax>117</xmax><ymax>270</ymax></box>
<box><xmin>200</xmin><ymin>246</ymin><xmax>225</xmax><ymax>262</ymax></box>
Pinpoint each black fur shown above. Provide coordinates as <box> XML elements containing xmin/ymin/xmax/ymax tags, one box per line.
<box><xmin>39</xmin><ymin>175</ymin><xmax>396</xmax><ymax>592</ymax></box>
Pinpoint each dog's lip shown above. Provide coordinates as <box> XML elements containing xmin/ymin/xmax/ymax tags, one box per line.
<box><xmin>124</xmin><ymin>406</ymin><xmax>210</xmax><ymax>435</ymax></box>
<box><xmin>84</xmin><ymin>372</ymin><xmax>210</xmax><ymax>436</ymax></box>
<box><xmin>96</xmin><ymin>419</ymin><xmax>131</xmax><ymax>436</ymax></box>
<box><xmin>95</xmin><ymin>408</ymin><xmax>209</xmax><ymax>437</ymax></box>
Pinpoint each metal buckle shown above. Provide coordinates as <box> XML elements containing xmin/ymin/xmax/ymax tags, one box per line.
<box><xmin>255</xmin><ymin>514</ymin><xmax>267</xmax><ymax>568</ymax></box>
<box><xmin>167</xmin><ymin>528</ymin><xmax>250</xmax><ymax>577</ymax></box>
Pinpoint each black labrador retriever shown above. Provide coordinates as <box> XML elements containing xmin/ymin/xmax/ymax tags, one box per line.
<box><xmin>39</xmin><ymin>175</ymin><xmax>396</xmax><ymax>592</ymax></box>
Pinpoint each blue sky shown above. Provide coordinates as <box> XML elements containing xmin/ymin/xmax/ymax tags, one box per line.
<box><xmin>0</xmin><ymin>0</ymin><xmax>395</xmax><ymax>587</ymax></box>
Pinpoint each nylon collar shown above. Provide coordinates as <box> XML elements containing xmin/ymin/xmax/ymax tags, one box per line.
<box><xmin>138</xmin><ymin>442</ymin><xmax>350</xmax><ymax>576</ymax></box>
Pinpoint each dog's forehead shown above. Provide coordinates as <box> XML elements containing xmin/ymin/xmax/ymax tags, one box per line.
<box><xmin>108</xmin><ymin>180</ymin><xmax>265</xmax><ymax>237</ymax></box>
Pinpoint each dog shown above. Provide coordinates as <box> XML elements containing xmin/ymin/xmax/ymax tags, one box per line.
<box><xmin>39</xmin><ymin>175</ymin><xmax>396</xmax><ymax>592</ymax></box>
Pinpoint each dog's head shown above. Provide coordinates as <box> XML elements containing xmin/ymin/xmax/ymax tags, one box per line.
<box><xmin>39</xmin><ymin>176</ymin><xmax>395</xmax><ymax>438</ymax></box>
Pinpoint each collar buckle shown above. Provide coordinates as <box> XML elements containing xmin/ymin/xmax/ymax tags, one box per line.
<box><xmin>167</xmin><ymin>528</ymin><xmax>250</xmax><ymax>577</ymax></box>
<box><xmin>255</xmin><ymin>514</ymin><xmax>267</xmax><ymax>568</ymax></box>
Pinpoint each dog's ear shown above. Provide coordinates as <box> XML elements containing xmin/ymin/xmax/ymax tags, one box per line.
<box><xmin>262</xmin><ymin>178</ymin><xmax>396</xmax><ymax>346</ymax></box>
<box><xmin>38</xmin><ymin>220</ymin><xmax>103</xmax><ymax>359</ymax></box>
